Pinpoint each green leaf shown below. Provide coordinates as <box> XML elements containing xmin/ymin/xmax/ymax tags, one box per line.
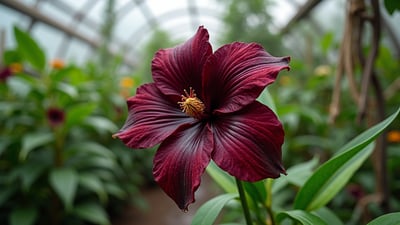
<box><xmin>13</xmin><ymin>26</ymin><xmax>46</xmax><ymax>71</ymax></box>
<box><xmin>78</xmin><ymin>156</ymin><xmax>117</xmax><ymax>170</ymax></box>
<box><xmin>277</xmin><ymin>210</ymin><xmax>328</xmax><ymax>225</ymax></box>
<box><xmin>272</xmin><ymin>157</ymin><xmax>319</xmax><ymax>194</ymax></box>
<box><xmin>73</xmin><ymin>202</ymin><xmax>110</xmax><ymax>225</ymax></box>
<box><xmin>56</xmin><ymin>82</ymin><xmax>78</xmax><ymax>98</ymax></box>
<box><xmin>384</xmin><ymin>0</ymin><xmax>400</xmax><ymax>14</ymax></box>
<box><xmin>257</xmin><ymin>88</ymin><xmax>277</xmax><ymax>114</ymax></box>
<box><xmin>0</xmin><ymin>188</ymin><xmax>16</xmax><ymax>207</ymax></box>
<box><xmin>191</xmin><ymin>193</ymin><xmax>237</xmax><ymax>225</ymax></box>
<box><xmin>84</xmin><ymin>116</ymin><xmax>118</xmax><ymax>134</ymax></box>
<box><xmin>366</xmin><ymin>212</ymin><xmax>400</xmax><ymax>225</ymax></box>
<box><xmin>66</xmin><ymin>141</ymin><xmax>115</xmax><ymax>159</ymax></box>
<box><xmin>285</xmin><ymin>156</ymin><xmax>319</xmax><ymax>187</ymax></box>
<box><xmin>294</xmin><ymin>108</ymin><xmax>400</xmax><ymax>211</ymax></box>
<box><xmin>313</xmin><ymin>207</ymin><xmax>344</xmax><ymax>225</ymax></box>
<box><xmin>295</xmin><ymin>142</ymin><xmax>374</xmax><ymax>211</ymax></box>
<box><xmin>78</xmin><ymin>173</ymin><xmax>107</xmax><ymax>203</ymax></box>
<box><xmin>19</xmin><ymin>162</ymin><xmax>47</xmax><ymax>191</ymax></box>
<box><xmin>20</xmin><ymin>132</ymin><xmax>54</xmax><ymax>161</ymax></box>
<box><xmin>10</xmin><ymin>207</ymin><xmax>38</xmax><ymax>225</ymax></box>
<box><xmin>3</xmin><ymin>49</ymin><xmax>22</xmax><ymax>65</ymax></box>
<box><xmin>104</xmin><ymin>183</ymin><xmax>126</xmax><ymax>199</ymax></box>
<box><xmin>243</xmin><ymin>180</ymin><xmax>267</xmax><ymax>206</ymax></box>
<box><xmin>65</xmin><ymin>103</ymin><xmax>97</xmax><ymax>128</ymax></box>
<box><xmin>320</xmin><ymin>32</ymin><xmax>334</xmax><ymax>54</ymax></box>
<box><xmin>49</xmin><ymin>168</ymin><xmax>78</xmax><ymax>210</ymax></box>
<box><xmin>0</xmin><ymin>138</ymin><xmax>11</xmax><ymax>157</ymax></box>
<box><xmin>206</xmin><ymin>161</ymin><xmax>236</xmax><ymax>193</ymax></box>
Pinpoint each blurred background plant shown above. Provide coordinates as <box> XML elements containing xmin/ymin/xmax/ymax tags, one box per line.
<box><xmin>0</xmin><ymin>0</ymin><xmax>400</xmax><ymax>224</ymax></box>
<box><xmin>0</xmin><ymin>23</ymin><xmax>149</xmax><ymax>225</ymax></box>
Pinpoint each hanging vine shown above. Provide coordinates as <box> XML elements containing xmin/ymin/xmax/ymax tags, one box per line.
<box><xmin>329</xmin><ymin>0</ymin><xmax>389</xmax><ymax>222</ymax></box>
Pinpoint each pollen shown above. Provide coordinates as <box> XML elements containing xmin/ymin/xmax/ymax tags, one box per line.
<box><xmin>178</xmin><ymin>87</ymin><xmax>205</xmax><ymax>119</ymax></box>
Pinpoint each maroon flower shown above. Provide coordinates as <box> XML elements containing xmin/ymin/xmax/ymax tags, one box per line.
<box><xmin>46</xmin><ymin>107</ymin><xmax>65</xmax><ymax>127</ymax></box>
<box><xmin>114</xmin><ymin>26</ymin><xmax>290</xmax><ymax>210</ymax></box>
<box><xmin>0</xmin><ymin>67</ymin><xmax>13</xmax><ymax>81</ymax></box>
<box><xmin>0</xmin><ymin>63</ymin><xmax>22</xmax><ymax>82</ymax></box>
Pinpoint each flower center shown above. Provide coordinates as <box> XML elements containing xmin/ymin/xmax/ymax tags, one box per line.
<box><xmin>178</xmin><ymin>87</ymin><xmax>205</xmax><ymax>119</ymax></box>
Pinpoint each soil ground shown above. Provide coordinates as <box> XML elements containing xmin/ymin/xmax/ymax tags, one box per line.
<box><xmin>112</xmin><ymin>175</ymin><xmax>220</xmax><ymax>225</ymax></box>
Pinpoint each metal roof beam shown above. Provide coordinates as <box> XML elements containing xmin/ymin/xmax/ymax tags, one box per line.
<box><xmin>1</xmin><ymin>0</ymin><xmax>100</xmax><ymax>48</ymax></box>
<box><xmin>0</xmin><ymin>0</ymin><xmax>137</xmax><ymax>68</ymax></box>
<box><xmin>280</xmin><ymin>0</ymin><xmax>323</xmax><ymax>34</ymax></box>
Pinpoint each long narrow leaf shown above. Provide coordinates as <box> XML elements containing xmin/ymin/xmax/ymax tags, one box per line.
<box><xmin>313</xmin><ymin>207</ymin><xmax>344</xmax><ymax>225</ymax></box>
<box><xmin>243</xmin><ymin>180</ymin><xmax>267</xmax><ymax>206</ymax></box>
<box><xmin>206</xmin><ymin>161</ymin><xmax>236</xmax><ymax>193</ymax></box>
<box><xmin>366</xmin><ymin>212</ymin><xmax>400</xmax><ymax>225</ymax></box>
<box><xmin>49</xmin><ymin>168</ymin><xmax>78</xmax><ymax>210</ymax></box>
<box><xmin>9</xmin><ymin>207</ymin><xmax>38</xmax><ymax>225</ymax></box>
<box><xmin>13</xmin><ymin>26</ymin><xmax>46</xmax><ymax>71</ymax></box>
<box><xmin>277</xmin><ymin>210</ymin><xmax>328</xmax><ymax>225</ymax></box>
<box><xmin>20</xmin><ymin>133</ymin><xmax>54</xmax><ymax>161</ymax></box>
<box><xmin>191</xmin><ymin>193</ymin><xmax>237</xmax><ymax>225</ymax></box>
<box><xmin>73</xmin><ymin>202</ymin><xmax>110</xmax><ymax>225</ymax></box>
<box><xmin>294</xmin><ymin>108</ymin><xmax>400</xmax><ymax>211</ymax></box>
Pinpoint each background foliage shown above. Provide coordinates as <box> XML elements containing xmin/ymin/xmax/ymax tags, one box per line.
<box><xmin>0</xmin><ymin>26</ymin><xmax>149</xmax><ymax>225</ymax></box>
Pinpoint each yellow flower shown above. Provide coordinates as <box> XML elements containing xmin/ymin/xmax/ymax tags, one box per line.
<box><xmin>279</xmin><ymin>75</ymin><xmax>291</xmax><ymax>86</ymax></box>
<box><xmin>120</xmin><ymin>77</ymin><xmax>135</xmax><ymax>88</ymax></box>
<box><xmin>50</xmin><ymin>58</ymin><xmax>65</xmax><ymax>69</ymax></box>
<box><xmin>387</xmin><ymin>130</ymin><xmax>400</xmax><ymax>143</ymax></box>
<box><xmin>314</xmin><ymin>65</ymin><xmax>332</xmax><ymax>77</ymax></box>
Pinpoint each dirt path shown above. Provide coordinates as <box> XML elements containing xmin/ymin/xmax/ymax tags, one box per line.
<box><xmin>112</xmin><ymin>175</ymin><xmax>220</xmax><ymax>225</ymax></box>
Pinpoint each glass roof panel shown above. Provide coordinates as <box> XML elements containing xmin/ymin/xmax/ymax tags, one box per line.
<box><xmin>3</xmin><ymin>0</ymin><xmax>382</xmax><ymax>69</ymax></box>
<box><xmin>59</xmin><ymin>0</ymin><xmax>89</xmax><ymax>11</ymax></box>
<box><xmin>270</xmin><ymin>0</ymin><xmax>297</xmax><ymax>29</ymax></box>
<box><xmin>30</xmin><ymin>23</ymin><xmax>64</xmax><ymax>61</ymax></box>
<box><xmin>38</xmin><ymin>2</ymin><xmax>71</xmax><ymax>26</ymax></box>
<box><xmin>116</xmin><ymin>6</ymin><xmax>147</xmax><ymax>43</ymax></box>
<box><xmin>83</xmin><ymin>1</ymin><xmax>105</xmax><ymax>25</ymax></box>
<box><xmin>64</xmin><ymin>39</ymin><xmax>91</xmax><ymax>64</ymax></box>
<box><xmin>0</xmin><ymin>6</ymin><xmax>30</xmax><ymax>48</ymax></box>
<box><xmin>146</xmin><ymin>0</ymin><xmax>189</xmax><ymax>18</ymax></box>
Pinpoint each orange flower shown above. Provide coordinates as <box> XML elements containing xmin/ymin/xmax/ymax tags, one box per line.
<box><xmin>387</xmin><ymin>130</ymin><xmax>400</xmax><ymax>143</ymax></box>
<box><xmin>50</xmin><ymin>59</ymin><xmax>65</xmax><ymax>69</ymax></box>
<box><xmin>10</xmin><ymin>63</ymin><xmax>23</xmax><ymax>73</ymax></box>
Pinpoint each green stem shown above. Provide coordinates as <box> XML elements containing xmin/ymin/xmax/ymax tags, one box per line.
<box><xmin>235</xmin><ymin>178</ymin><xmax>252</xmax><ymax>225</ymax></box>
<box><xmin>53</xmin><ymin>128</ymin><xmax>64</xmax><ymax>167</ymax></box>
<box><xmin>265</xmin><ymin>179</ymin><xmax>276</xmax><ymax>225</ymax></box>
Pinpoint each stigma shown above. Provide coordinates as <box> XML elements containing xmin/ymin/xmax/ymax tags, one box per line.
<box><xmin>178</xmin><ymin>87</ymin><xmax>205</xmax><ymax>119</ymax></box>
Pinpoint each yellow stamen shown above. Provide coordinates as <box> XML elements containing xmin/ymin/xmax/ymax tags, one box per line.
<box><xmin>178</xmin><ymin>87</ymin><xmax>205</xmax><ymax>119</ymax></box>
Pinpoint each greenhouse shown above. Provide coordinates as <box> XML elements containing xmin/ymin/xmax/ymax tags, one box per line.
<box><xmin>0</xmin><ymin>0</ymin><xmax>400</xmax><ymax>225</ymax></box>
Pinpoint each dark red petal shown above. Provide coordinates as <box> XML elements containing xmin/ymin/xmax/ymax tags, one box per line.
<box><xmin>211</xmin><ymin>101</ymin><xmax>285</xmax><ymax>181</ymax></box>
<box><xmin>153</xmin><ymin>122</ymin><xmax>213</xmax><ymax>210</ymax></box>
<box><xmin>114</xmin><ymin>83</ymin><xmax>195</xmax><ymax>149</ymax></box>
<box><xmin>202</xmin><ymin>42</ymin><xmax>290</xmax><ymax>113</ymax></box>
<box><xmin>152</xmin><ymin>26</ymin><xmax>212</xmax><ymax>100</ymax></box>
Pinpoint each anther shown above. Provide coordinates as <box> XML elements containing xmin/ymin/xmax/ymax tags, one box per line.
<box><xmin>178</xmin><ymin>87</ymin><xmax>205</xmax><ymax>119</ymax></box>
